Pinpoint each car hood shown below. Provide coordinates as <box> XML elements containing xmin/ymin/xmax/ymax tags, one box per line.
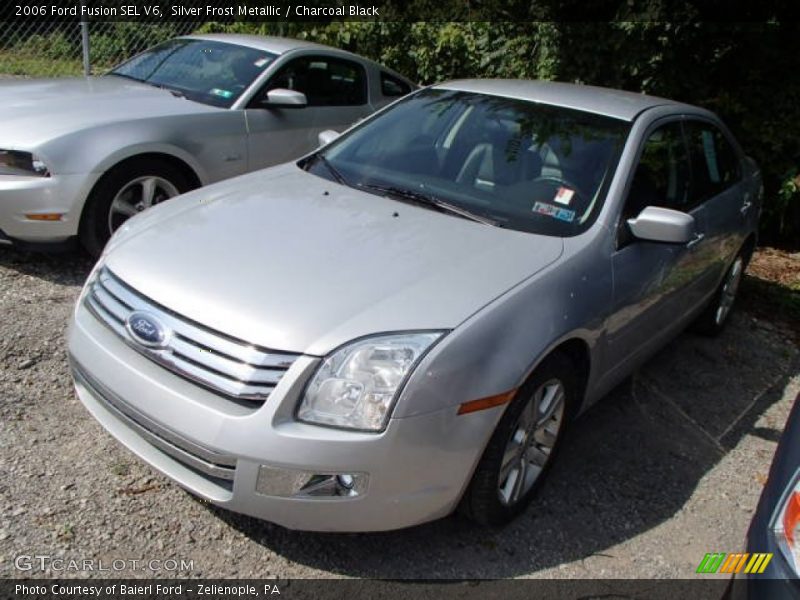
<box><xmin>0</xmin><ymin>76</ymin><xmax>215</xmax><ymax>147</ymax></box>
<box><xmin>105</xmin><ymin>167</ymin><xmax>564</xmax><ymax>355</ymax></box>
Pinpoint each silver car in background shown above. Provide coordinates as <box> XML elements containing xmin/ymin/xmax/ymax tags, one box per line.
<box><xmin>68</xmin><ymin>80</ymin><xmax>761</xmax><ymax>531</ymax></box>
<box><xmin>0</xmin><ymin>34</ymin><xmax>414</xmax><ymax>255</ymax></box>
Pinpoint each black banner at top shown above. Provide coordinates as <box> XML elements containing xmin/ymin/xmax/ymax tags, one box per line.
<box><xmin>1</xmin><ymin>0</ymin><xmax>799</xmax><ymax>22</ymax></box>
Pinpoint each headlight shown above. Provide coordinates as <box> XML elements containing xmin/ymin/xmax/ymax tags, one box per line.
<box><xmin>297</xmin><ymin>332</ymin><xmax>444</xmax><ymax>432</ymax></box>
<box><xmin>773</xmin><ymin>469</ymin><xmax>800</xmax><ymax>574</ymax></box>
<box><xmin>0</xmin><ymin>150</ymin><xmax>50</xmax><ymax>177</ymax></box>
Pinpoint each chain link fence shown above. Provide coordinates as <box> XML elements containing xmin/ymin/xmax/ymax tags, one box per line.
<box><xmin>0</xmin><ymin>19</ymin><xmax>206</xmax><ymax>78</ymax></box>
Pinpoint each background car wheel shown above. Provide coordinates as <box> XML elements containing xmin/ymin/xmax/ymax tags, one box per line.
<box><xmin>692</xmin><ymin>249</ymin><xmax>748</xmax><ymax>336</ymax></box>
<box><xmin>79</xmin><ymin>157</ymin><xmax>195</xmax><ymax>257</ymax></box>
<box><xmin>459</xmin><ymin>352</ymin><xmax>577</xmax><ymax>526</ymax></box>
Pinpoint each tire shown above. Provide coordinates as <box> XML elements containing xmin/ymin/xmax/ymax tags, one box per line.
<box><xmin>459</xmin><ymin>352</ymin><xmax>577</xmax><ymax>526</ymax></box>
<box><xmin>79</xmin><ymin>157</ymin><xmax>195</xmax><ymax>257</ymax></box>
<box><xmin>691</xmin><ymin>250</ymin><xmax>748</xmax><ymax>336</ymax></box>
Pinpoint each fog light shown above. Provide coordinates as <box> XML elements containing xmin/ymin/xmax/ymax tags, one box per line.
<box><xmin>256</xmin><ymin>465</ymin><xmax>368</xmax><ymax>499</ymax></box>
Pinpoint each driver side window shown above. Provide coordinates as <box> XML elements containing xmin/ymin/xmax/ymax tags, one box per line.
<box><xmin>259</xmin><ymin>55</ymin><xmax>367</xmax><ymax>107</ymax></box>
<box><xmin>619</xmin><ymin>122</ymin><xmax>691</xmax><ymax>244</ymax></box>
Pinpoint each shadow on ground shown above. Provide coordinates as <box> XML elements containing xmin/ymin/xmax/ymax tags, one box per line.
<box><xmin>0</xmin><ymin>247</ymin><xmax>93</xmax><ymax>287</ymax></box>
<box><xmin>210</xmin><ymin>313</ymin><xmax>798</xmax><ymax>578</ymax></box>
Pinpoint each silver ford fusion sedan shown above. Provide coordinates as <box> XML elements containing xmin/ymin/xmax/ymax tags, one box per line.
<box><xmin>0</xmin><ymin>34</ymin><xmax>413</xmax><ymax>255</ymax></box>
<box><xmin>68</xmin><ymin>80</ymin><xmax>762</xmax><ymax>531</ymax></box>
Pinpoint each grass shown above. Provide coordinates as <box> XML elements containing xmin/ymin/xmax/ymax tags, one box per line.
<box><xmin>739</xmin><ymin>247</ymin><xmax>800</xmax><ymax>342</ymax></box>
<box><xmin>0</xmin><ymin>51</ymin><xmax>85</xmax><ymax>77</ymax></box>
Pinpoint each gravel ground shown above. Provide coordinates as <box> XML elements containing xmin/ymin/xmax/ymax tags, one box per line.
<box><xmin>0</xmin><ymin>247</ymin><xmax>798</xmax><ymax>580</ymax></box>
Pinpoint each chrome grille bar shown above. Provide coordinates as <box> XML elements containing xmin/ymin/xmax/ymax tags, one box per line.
<box><xmin>84</xmin><ymin>267</ymin><xmax>300</xmax><ymax>404</ymax></box>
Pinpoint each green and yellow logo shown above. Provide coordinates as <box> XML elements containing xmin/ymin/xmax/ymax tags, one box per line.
<box><xmin>696</xmin><ymin>552</ymin><xmax>773</xmax><ymax>574</ymax></box>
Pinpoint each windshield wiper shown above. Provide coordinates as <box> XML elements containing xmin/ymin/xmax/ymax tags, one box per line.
<box><xmin>110</xmin><ymin>73</ymin><xmax>185</xmax><ymax>98</ymax></box>
<box><xmin>150</xmin><ymin>83</ymin><xmax>185</xmax><ymax>98</ymax></box>
<box><xmin>359</xmin><ymin>183</ymin><xmax>499</xmax><ymax>227</ymax></box>
<box><xmin>305</xmin><ymin>153</ymin><xmax>348</xmax><ymax>186</ymax></box>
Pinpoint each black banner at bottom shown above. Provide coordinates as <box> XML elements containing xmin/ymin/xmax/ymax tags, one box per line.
<box><xmin>1</xmin><ymin>578</ymin><xmax>776</xmax><ymax>600</ymax></box>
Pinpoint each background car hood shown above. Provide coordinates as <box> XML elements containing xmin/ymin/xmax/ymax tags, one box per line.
<box><xmin>105</xmin><ymin>168</ymin><xmax>564</xmax><ymax>356</ymax></box>
<box><xmin>0</xmin><ymin>77</ymin><xmax>215</xmax><ymax>147</ymax></box>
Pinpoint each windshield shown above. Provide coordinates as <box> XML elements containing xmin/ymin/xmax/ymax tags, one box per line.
<box><xmin>309</xmin><ymin>88</ymin><xmax>630</xmax><ymax>236</ymax></box>
<box><xmin>109</xmin><ymin>39</ymin><xmax>277</xmax><ymax>108</ymax></box>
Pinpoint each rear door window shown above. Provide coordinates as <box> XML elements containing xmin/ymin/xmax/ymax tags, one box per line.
<box><xmin>684</xmin><ymin>121</ymin><xmax>741</xmax><ymax>205</ymax></box>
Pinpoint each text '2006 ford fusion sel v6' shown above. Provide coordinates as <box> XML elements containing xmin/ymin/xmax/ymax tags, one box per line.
<box><xmin>68</xmin><ymin>80</ymin><xmax>761</xmax><ymax>531</ymax></box>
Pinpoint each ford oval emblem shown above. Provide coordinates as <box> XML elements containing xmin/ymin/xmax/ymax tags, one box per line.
<box><xmin>125</xmin><ymin>311</ymin><xmax>169</xmax><ymax>348</ymax></box>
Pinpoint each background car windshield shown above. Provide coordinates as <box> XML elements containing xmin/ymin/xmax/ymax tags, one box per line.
<box><xmin>110</xmin><ymin>39</ymin><xmax>277</xmax><ymax>108</ymax></box>
<box><xmin>320</xmin><ymin>88</ymin><xmax>629</xmax><ymax>236</ymax></box>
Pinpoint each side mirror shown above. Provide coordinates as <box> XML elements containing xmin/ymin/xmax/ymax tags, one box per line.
<box><xmin>627</xmin><ymin>206</ymin><xmax>696</xmax><ymax>244</ymax></box>
<box><xmin>317</xmin><ymin>129</ymin><xmax>340</xmax><ymax>147</ymax></box>
<box><xmin>262</xmin><ymin>88</ymin><xmax>307</xmax><ymax>109</ymax></box>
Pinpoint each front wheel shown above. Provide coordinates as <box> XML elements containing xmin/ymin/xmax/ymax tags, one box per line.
<box><xmin>79</xmin><ymin>158</ymin><xmax>194</xmax><ymax>257</ymax></box>
<box><xmin>459</xmin><ymin>353</ymin><xmax>576</xmax><ymax>526</ymax></box>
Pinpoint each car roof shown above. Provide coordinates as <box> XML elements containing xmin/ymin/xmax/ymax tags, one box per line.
<box><xmin>180</xmin><ymin>33</ymin><xmax>415</xmax><ymax>86</ymax></box>
<box><xmin>182</xmin><ymin>33</ymin><xmax>359</xmax><ymax>58</ymax></box>
<box><xmin>435</xmin><ymin>79</ymin><xmax>693</xmax><ymax>121</ymax></box>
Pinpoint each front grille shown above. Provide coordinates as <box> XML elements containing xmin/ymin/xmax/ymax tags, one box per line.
<box><xmin>71</xmin><ymin>358</ymin><xmax>236</xmax><ymax>488</ymax></box>
<box><xmin>84</xmin><ymin>267</ymin><xmax>300</xmax><ymax>405</ymax></box>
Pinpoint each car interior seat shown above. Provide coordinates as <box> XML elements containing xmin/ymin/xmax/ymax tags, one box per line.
<box><xmin>456</xmin><ymin>122</ymin><xmax>541</xmax><ymax>192</ymax></box>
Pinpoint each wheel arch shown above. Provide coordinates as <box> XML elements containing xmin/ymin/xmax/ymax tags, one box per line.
<box><xmin>78</xmin><ymin>151</ymin><xmax>203</xmax><ymax>229</ymax></box>
<box><xmin>502</xmin><ymin>334</ymin><xmax>594</xmax><ymax>420</ymax></box>
<box><xmin>545</xmin><ymin>337</ymin><xmax>592</xmax><ymax>413</ymax></box>
<box><xmin>90</xmin><ymin>151</ymin><xmax>204</xmax><ymax>190</ymax></box>
<box><xmin>77</xmin><ymin>151</ymin><xmax>204</xmax><ymax>255</ymax></box>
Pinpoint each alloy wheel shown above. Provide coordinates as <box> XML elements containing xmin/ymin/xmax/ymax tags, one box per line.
<box><xmin>107</xmin><ymin>175</ymin><xmax>180</xmax><ymax>234</ymax></box>
<box><xmin>497</xmin><ymin>378</ymin><xmax>566</xmax><ymax>506</ymax></box>
<box><xmin>715</xmin><ymin>257</ymin><xmax>744</xmax><ymax>326</ymax></box>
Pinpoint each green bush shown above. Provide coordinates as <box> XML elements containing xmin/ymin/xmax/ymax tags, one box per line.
<box><xmin>15</xmin><ymin>31</ymin><xmax>76</xmax><ymax>61</ymax></box>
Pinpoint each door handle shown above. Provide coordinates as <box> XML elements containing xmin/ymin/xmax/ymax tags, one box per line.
<box><xmin>686</xmin><ymin>232</ymin><xmax>705</xmax><ymax>249</ymax></box>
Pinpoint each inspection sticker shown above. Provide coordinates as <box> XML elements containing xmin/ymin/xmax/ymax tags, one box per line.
<box><xmin>554</xmin><ymin>186</ymin><xmax>575</xmax><ymax>205</ymax></box>
<box><xmin>533</xmin><ymin>201</ymin><xmax>576</xmax><ymax>222</ymax></box>
<box><xmin>210</xmin><ymin>88</ymin><xmax>234</xmax><ymax>99</ymax></box>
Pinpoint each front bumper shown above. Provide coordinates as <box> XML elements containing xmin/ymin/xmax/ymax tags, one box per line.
<box><xmin>67</xmin><ymin>300</ymin><xmax>501</xmax><ymax>532</ymax></box>
<box><xmin>0</xmin><ymin>172</ymin><xmax>97</xmax><ymax>243</ymax></box>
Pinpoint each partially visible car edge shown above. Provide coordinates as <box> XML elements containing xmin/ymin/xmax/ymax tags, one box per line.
<box><xmin>728</xmin><ymin>391</ymin><xmax>800</xmax><ymax>598</ymax></box>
